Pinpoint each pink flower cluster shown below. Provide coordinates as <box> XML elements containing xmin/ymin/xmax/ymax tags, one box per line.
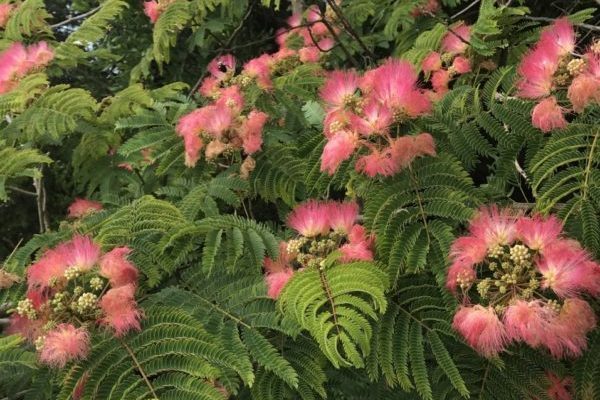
<box><xmin>263</xmin><ymin>200</ymin><xmax>375</xmax><ymax>298</ymax></box>
<box><xmin>143</xmin><ymin>0</ymin><xmax>174</xmax><ymax>23</ymax></box>
<box><xmin>410</xmin><ymin>0</ymin><xmax>440</xmax><ymax>17</ymax></box>
<box><xmin>516</xmin><ymin>18</ymin><xmax>600</xmax><ymax>132</ymax></box>
<box><xmin>422</xmin><ymin>22</ymin><xmax>472</xmax><ymax>99</ymax></box>
<box><xmin>319</xmin><ymin>60</ymin><xmax>436</xmax><ymax>177</ymax></box>
<box><xmin>7</xmin><ymin>236</ymin><xmax>141</xmax><ymax>368</ymax></box>
<box><xmin>0</xmin><ymin>3</ymin><xmax>14</xmax><ymax>27</ymax></box>
<box><xmin>0</xmin><ymin>41</ymin><xmax>54</xmax><ymax>94</ymax></box>
<box><xmin>67</xmin><ymin>198</ymin><xmax>103</xmax><ymax>219</ymax></box>
<box><xmin>447</xmin><ymin>206</ymin><xmax>600</xmax><ymax>358</ymax></box>
<box><xmin>176</xmin><ymin>78</ymin><xmax>268</xmax><ymax>168</ymax></box>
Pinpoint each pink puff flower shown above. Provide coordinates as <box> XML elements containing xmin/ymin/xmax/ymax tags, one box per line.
<box><xmin>100</xmin><ymin>247</ymin><xmax>139</xmax><ymax>288</ymax></box>
<box><xmin>452</xmin><ymin>56</ymin><xmax>471</xmax><ymax>74</ymax></box>
<box><xmin>318</xmin><ymin>37</ymin><xmax>335</xmax><ymax>51</ymax></box>
<box><xmin>0</xmin><ymin>3</ymin><xmax>13</xmax><ymax>27</ymax></box>
<box><xmin>340</xmin><ymin>224</ymin><xmax>375</xmax><ymax>262</ymax></box>
<box><xmin>468</xmin><ymin>205</ymin><xmax>518</xmax><ymax>248</ymax></box>
<box><xmin>288</xmin><ymin>200</ymin><xmax>330</xmax><ymax>237</ymax></box>
<box><xmin>320</xmin><ymin>70</ymin><xmax>359</xmax><ymax>110</ymax></box>
<box><xmin>546</xmin><ymin>298</ymin><xmax>596</xmax><ymax>358</ymax></box>
<box><xmin>327</xmin><ymin>201</ymin><xmax>359</xmax><ymax>234</ymax></box>
<box><xmin>536</xmin><ymin>241</ymin><xmax>590</xmax><ymax>297</ymax></box>
<box><xmin>349</xmin><ymin>100</ymin><xmax>392</xmax><ymax>136</ymax></box>
<box><xmin>26</xmin><ymin>41</ymin><xmax>54</xmax><ymax>68</ymax></box>
<box><xmin>450</xmin><ymin>235</ymin><xmax>488</xmax><ymax>265</ymax></box>
<box><xmin>355</xmin><ymin>148</ymin><xmax>397</xmax><ymax>177</ymax></box>
<box><xmin>410</xmin><ymin>0</ymin><xmax>440</xmax><ymax>17</ymax></box>
<box><xmin>389</xmin><ymin>133</ymin><xmax>436</xmax><ymax>169</ymax></box>
<box><xmin>68</xmin><ymin>198</ymin><xmax>103</xmax><ymax>219</ymax></box>
<box><xmin>531</xmin><ymin>96</ymin><xmax>567</xmax><ymax>133</ymax></box>
<box><xmin>27</xmin><ymin>247</ymin><xmax>69</xmax><ymax>289</ymax></box>
<box><xmin>516</xmin><ymin>46</ymin><xmax>559</xmax><ymax>99</ymax></box>
<box><xmin>204</xmin><ymin>140</ymin><xmax>227</xmax><ymax>160</ymax></box>
<box><xmin>265</xmin><ymin>269</ymin><xmax>294</xmax><ymax>299</ymax></box>
<box><xmin>545</xmin><ymin>373</ymin><xmax>573</xmax><ymax>400</ymax></box>
<box><xmin>371</xmin><ymin>59</ymin><xmax>432</xmax><ymax>118</ymax></box>
<box><xmin>422</xmin><ymin>51</ymin><xmax>442</xmax><ymax>73</ymax></box>
<box><xmin>323</xmin><ymin>109</ymin><xmax>351</xmax><ymax>138</ymax></box>
<box><xmin>198</xmin><ymin>76</ymin><xmax>221</xmax><ymax>98</ymax></box>
<box><xmin>39</xmin><ymin>324</ymin><xmax>90</xmax><ymax>368</ymax></box>
<box><xmin>445</xmin><ymin>259</ymin><xmax>476</xmax><ymax>293</ymax></box>
<box><xmin>143</xmin><ymin>1</ymin><xmax>161</xmax><ymax>23</ymax></box>
<box><xmin>207</xmin><ymin>54</ymin><xmax>236</xmax><ymax>80</ymax></box>
<box><xmin>431</xmin><ymin>69</ymin><xmax>450</xmax><ymax>94</ymax></box>
<box><xmin>64</xmin><ymin>235</ymin><xmax>101</xmax><ymax>272</ymax></box>
<box><xmin>198</xmin><ymin>105</ymin><xmax>232</xmax><ymax>139</ymax></box>
<box><xmin>452</xmin><ymin>305</ymin><xmax>507</xmax><ymax>357</ymax></box>
<box><xmin>441</xmin><ymin>23</ymin><xmax>471</xmax><ymax>54</ymax></box>
<box><xmin>568</xmin><ymin>73</ymin><xmax>600</xmax><ymax>113</ymax></box>
<box><xmin>299</xmin><ymin>46</ymin><xmax>321</xmax><ymax>63</ymax></box>
<box><xmin>240</xmin><ymin>110</ymin><xmax>268</xmax><ymax>154</ymax></box>
<box><xmin>320</xmin><ymin>130</ymin><xmax>357</xmax><ymax>175</ymax></box>
<box><xmin>539</xmin><ymin>18</ymin><xmax>575</xmax><ymax>57</ymax></box>
<box><xmin>503</xmin><ymin>300</ymin><xmax>555</xmax><ymax>347</ymax></box>
<box><xmin>243</xmin><ymin>54</ymin><xmax>273</xmax><ymax>89</ymax></box>
<box><xmin>359</xmin><ymin>68</ymin><xmax>379</xmax><ymax>94</ymax></box>
<box><xmin>215</xmin><ymin>85</ymin><xmax>244</xmax><ymax>114</ymax></box>
<box><xmin>516</xmin><ymin>214</ymin><xmax>562</xmax><ymax>251</ymax></box>
<box><xmin>182</xmin><ymin>129</ymin><xmax>203</xmax><ymax>167</ymax></box>
<box><xmin>0</xmin><ymin>43</ymin><xmax>28</xmax><ymax>93</ymax></box>
<box><xmin>99</xmin><ymin>284</ymin><xmax>142</xmax><ymax>337</ymax></box>
<box><xmin>6</xmin><ymin>315</ymin><xmax>46</xmax><ymax>343</ymax></box>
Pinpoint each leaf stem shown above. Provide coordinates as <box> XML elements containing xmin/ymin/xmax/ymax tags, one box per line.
<box><xmin>120</xmin><ymin>339</ymin><xmax>159</xmax><ymax>399</ymax></box>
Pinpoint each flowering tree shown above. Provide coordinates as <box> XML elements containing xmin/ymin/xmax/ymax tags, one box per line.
<box><xmin>1</xmin><ymin>0</ymin><xmax>600</xmax><ymax>399</ymax></box>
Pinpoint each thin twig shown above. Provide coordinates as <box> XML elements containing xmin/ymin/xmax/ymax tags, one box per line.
<box><xmin>50</xmin><ymin>5</ymin><xmax>102</xmax><ymax>29</ymax></box>
<box><xmin>33</xmin><ymin>172</ymin><xmax>48</xmax><ymax>233</ymax></box>
<box><xmin>325</xmin><ymin>0</ymin><xmax>375</xmax><ymax>60</ymax></box>
<box><xmin>7</xmin><ymin>185</ymin><xmax>37</xmax><ymax>197</ymax></box>
<box><xmin>451</xmin><ymin>0</ymin><xmax>480</xmax><ymax>20</ymax></box>
<box><xmin>524</xmin><ymin>15</ymin><xmax>600</xmax><ymax>32</ymax></box>
<box><xmin>120</xmin><ymin>339</ymin><xmax>159</xmax><ymax>399</ymax></box>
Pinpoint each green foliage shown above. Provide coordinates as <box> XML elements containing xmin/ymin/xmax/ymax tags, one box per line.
<box><xmin>0</xmin><ymin>141</ymin><xmax>51</xmax><ymax>200</ymax></box>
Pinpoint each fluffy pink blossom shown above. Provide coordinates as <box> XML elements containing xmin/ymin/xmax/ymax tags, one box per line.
<box><xmin>215</xmin><ymin>85</ymin><xmax>244</xmax><ymax>113</ymax></box>
<box><xmin>0</xmin><ymin>3</ymin><xmax>13</xmax><ymax>27</ymax></box>
<box><xmin>198</xmin><ymin>76</ymin><xmax>221</xmax><ymax>98</ymax></box>
<box><xmin>178</xmin><ymin>105</ymin><xmax>231</xmax><ymax>139</ymax></box>
<box><xmin>340</xmin><ymin>224</ymin><xmax>374</xmax><ymax>262</ymax></box>
<box><xmin>26</xmin><ymin>288</ymin><xmax>48</xmax><ymax>310</ymax></box>
<box><xmin>204</xmin><ymin>140</ymin><xmax>227</xmax><ymax>160</ymax></box>
<box><xmin>265</xmin><ymin>269</ymin><xmax>294</xmax><ymax>299</ymax></box>
<box><xmin>327</xmin><ymin>202</ymin><xmax>358</xmax><ymax>233</ymax></box>
<box><xmin>243</xmin><ymin>54</ymin><xmax>273</xmax><ymax>89</ymax></box>
<box><xmin>452</xmin><ymin>305</ymin><xmax>507</xmax><ymax>357</ymax></box>
<box><xmin>568</xmin><ymin>73</ymin><xmax>600</xmax><ymax>113</ymax></box>
<box><xmin>355</xmin><ymin>148</ymin><xmax>397</xmax><ymax>177</ymax></box>
<box><xmin>468</xmin><ymin>205</ymin><xmax>519</xmax><ymax>248</ymax></box>
<box><xmin>181</xmin><ymin>129</ymin><xmax>203</xmax><ymax>167</ymax></box>
<box><xmin>390</xmin><ymin>133</ymin><xmax>436</xmax><ymax>169</ymax></box>
<box><xmin>422</xmin><ymin>52</ymin><xmax>442</xmax><ymax>73</ymax></box>
<box><xmin>27</xmin><ymin>42</ymin><xmax>54</xmax><ymax>67</ymax></box>
<box><xmin>320</xmin><ymin>130</ymin><xmax>357</xmax><ymax>174</ymax></box>
<box><xmin>68</xmin><ymin>198</ymin><xmax>103</xmax><ymax>218</ymax></box>
<box><xmin>320</xmin><ymin>70</ymin><xmax>359</xmax><ymax>110</ymax></box>
<box><xmin>371</xmin><ymin>59</ymin><xmax>432</xmax><ymax>118</ymax></box>
<box><xmin>323</xmin><ymin>109</ymin><xmax>351</xmax><ymax>137</ymax></box>
<box><xmin>531</xmin><ymin>96</ymin><xmax>567</xmax><ymax>133</ymax></box>
<box><xmin>27</xmin><ymin>246</ymin><xmax>69</xmax><ymax>289</ymax></box>
<box><xmin>39</xmin><ymin>324</ymin><xmax>90</xmax><ymax>368</ymax></box>
<box><xmin>264</xmin><ymin>241</ymin><xmax>294</xmax><ymax>273</ymax></box>
<box><xmin>452</xmin><ymin>56</ymin><xmax>471</xmax><ymax>74</ymax></box>
<box><xmin>537</xmin><ymin>241</ymin><xmax>590</xmax><ymax>297</ymax></box>
<box><xmin>431</xmin><ymin>69</ymin><xmax>450</xmax><ymax>94</ymax></box>
<box><xmin>287</xmin><ymin>200</ymin><xmax>330</xmax><ymax>237</ymax></box>
<box><xmin>349</xmin><ymin>100</ymin><xmax>392</xmax><ymax>136</ymax></box>
<box><xmin>539</xmin><ymin>18</ymin><xmax>575</xmax><ymax>57</ymax></box>
<box><xmin>0</xmin><ymin>42</ymin><xmax>54</xmax><ymax>94</ymax></box>
<box><xmin>100</xmin><ymin>247</ymin><xmax>139</xmax><ymax>288</ymax></box>
<box><xmin>446</xmin><ymin>259</ymin><xmax>477</xmax><ymax>292</ymax></box>
<box><xmin>99</xmin><ymin>284</ymin><xmax>142</xmax><ymax>336</ymax></box>
<box><xmin>240</xmin><ymin>110</ymin><xmax>268</xmax><ymax>154</ymax></box>
<box><xmin>143</xmin><ymin>1</ymin><xmax>161</xmax><ymax>23</ymax></box>
<box><xmin>546</xmin><ymin>298</ymin><xmax>596</xmax><ymax>358</ymax></box>
<box><xmin>410</xmin><ymin>0</ymin><xmax>440</xmax><ymax>17</ymax></box>
<box><xmin>441</xmin><ymin>23</ymin><xmax>471</xmax><ymax>54</ymax></box>
<box><xmin>516</xmin><ymin>46</ymin><xmax>559</xmax><ymax>99</ymax></box>
<box><xmin>207</xmin><ymin>54</ymin><xmax>236</xmax><ymax>80</ymax></box>
<box><xmin>6</xmin><ymin>315</ymin><xmax>45</xmax><ymax>342</ymax></box>
<box><xmin>318</xmin><ymin>37</ymin><xmax>335</xmax><ymax>51</ymax></box>
<box><xmin>450</xmin><ymin>235</ymin><xmax>487</xmax><ymax>265</ymax></box>
<box><xmin>64</xmin><ymin>235</ymin><xmax>101</xmax><ymax>272</ymax></box>
<box><xmin>504</xmin><ymin>300</ymin><xmax>555</xmax><ymax>347</ymax></box>
<box><xmin>516</xmin><ymin>214</ymin><xmax>562</xmax><ymax>251</ymax></box>
<box><xmin>299</xmin><ymin>46</ymin><xmax>321</xmax><ymax>63</ymax></box>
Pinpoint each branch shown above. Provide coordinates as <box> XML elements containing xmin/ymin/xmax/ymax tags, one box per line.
<box><xmin>524</xmin><ymin>15</ymin><xmax>600</xmax><ymax>32</ymax></box>
<box><xmin>7</xmin><ymin>185</ymin><xmax>37</xmax><ymax>197</ymax></box>
<box><xmin>50</xmin><ymin>5</ymin><xmax>102</xmax><ymax>29</ymax></box>
<box><xmin>325</xmin><ymin>0</ymin><xmax>375</xmax><ymax>61</ymax></box>
<box><xmin>33</xmin><ymin>171</ymin><xmax>48</xmax><ymax>233</ymax></box>
<box><xmin>120</xmin><ymin>339</ymin><xmax>158</xmax><ymax>399</ymax></box>
<box><xmin>451</xmin><ymin>0</ymin><xmax>480</xmax><ymax>20</ymax></box>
